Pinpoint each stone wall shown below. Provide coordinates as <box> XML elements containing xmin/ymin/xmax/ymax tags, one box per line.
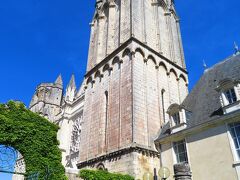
<box><xmin>66</xmin><ymin>169</ymin><xmax>81</xmax><ymax>180</ymax></box>
<box><xmin>132</xmin><ymin>41</ymin><xmax>188</xmax><ymax>149</ymax></box>
<box><xmin>57</xmin><ymin>0</ymin><xmax>189</xmax><ymax>177</ymax></box>
<box><xmin>87</xmin><ymin>0</ymin><xmax>185</xmax><ymax>71</ymax></box>
<box><xmin>80</xmin><ymin>49</ymin><xmax>133</xmax><ymax>162</ymax></box>
<box><xmin>79</xmin><ymin>39</ymin><xmax>188</xmax><ymax>177</ymax></box>
<box><xmin>78</xmin><ymin>150</ymin><xmax>160</xmax><ymax>180</ymax></box>
<box><xmin>29</xmin><ymin>76</ymin><xmax>63</xmax><ymax>122</ymax></box>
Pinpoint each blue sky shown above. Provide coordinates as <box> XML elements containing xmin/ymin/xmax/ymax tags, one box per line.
<box><xmin>0</xmin><ymin>0</ymin><xmax>240</xmax><ymax>107</ymax></box>
<box><xmin>0</xmin><ymin>0</ymin><xmax>239</xmax><ymax>179</ymax></box>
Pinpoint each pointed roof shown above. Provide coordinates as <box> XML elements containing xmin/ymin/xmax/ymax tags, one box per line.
<box><xmin>55</xmin><ymin>74</ymin><xmax>63</xmax><ymax>86</ymax></box>
<box><xmin>67</xmin><ymin>74</ymin><xmax>76</xmax><ymax>90</ymax></box>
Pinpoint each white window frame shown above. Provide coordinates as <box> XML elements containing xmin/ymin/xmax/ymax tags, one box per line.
<box><xmin>227</xmin><ymin>122</ymin><xmax>240</xmax><ymax>162</ymax></box>
<box><xmin>172</xmin><ymin>112</ymin><xmax>181</xmax><ymax>126</ymax></box>
<box><xmin>223</xmin><ymin>88</ymin><xmax>237</xmax><ymax>106</ymax></box>
<box><xmin>172</xmin><ymin>139</ymin><xmax>189</xmax><ymax>164</ymax></box>
<box><xmin>216</xmin><ymin>79</ymin><xmax>240</xmax><ymax>107</ymax></box>
<box><xmin>226</xmin><ymin>122</ymin><xmax>240</xmax><ymax>180</ymax></box>
<box><xmin>167</xmin><ymin>104</ymin><xmax>183</xmax><ymax>127</ymax></box>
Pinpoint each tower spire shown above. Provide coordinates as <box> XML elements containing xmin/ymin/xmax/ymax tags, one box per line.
<box><xmin>67</xmin><ymin>74</ymin><xmax>76</xmax><ymax>90</ymax></box>
<box><xmin>55</xmin><ymin>74</ymin><xmax>63</xmax><ymax>86</ymax></box>
<box><xmin>65</xmin><ymin>74</ymin><xmax>77</xmax><ymax>102</ymax></box>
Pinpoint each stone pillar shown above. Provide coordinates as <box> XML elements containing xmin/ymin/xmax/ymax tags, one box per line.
<box><xmin>173</xmin><ymin>163</ymin><xmax>192</xmax><ymax>180</ymax></box>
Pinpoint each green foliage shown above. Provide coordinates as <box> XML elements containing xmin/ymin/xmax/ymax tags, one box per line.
<box><xmin>79</xmin><ymin>169</ymin><xmax>134</xmax><ymax>180</ymax></box>
<box><xmin>0</xmin><ymin>101</ymin><xmax>66</xmax><ymax>180</ymax></box>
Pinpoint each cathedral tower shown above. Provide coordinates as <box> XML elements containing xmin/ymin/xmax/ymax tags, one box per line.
<box><xmin>78</xmin><ymin>0</ymin><xmax>189</xmax><ymax>178</ymax></box>
<box><xmin>87</xmin><ymin>0</ymin><xmax>186</xmax><ymax>71</ymax></box>
<box><xmin>29</xmin><ymin>75</ymin><xmax>63</xmax><ymax>122</ymax></box>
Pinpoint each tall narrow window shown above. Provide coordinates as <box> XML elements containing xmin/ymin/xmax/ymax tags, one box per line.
<box><xmin>173</xmin><ymin>140</ymin><xmax>188</xmax><ymax>164</ymax></box>
<box><xmin>105</xmin><ymin>91</ymin><xmax>109</xmax><ymax>146</ymax></box>
<box><xmin>229</xmin><ymin>122</ymin><xmax>240</xmax><ymax>160</ymax></box>
<box><xmin>172</xmin><ymin>112</ymin><xmax>180</xmax><ymax>125</ymax></box>
<box><xmin>161</xmin><ymin>89</ymin><xmax>166</xmax><ymax>123</ymax></box>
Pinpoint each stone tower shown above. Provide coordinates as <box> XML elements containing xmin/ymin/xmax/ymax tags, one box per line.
<box><xmin>78</xmin><ymin>0</ymin><xmax>189</xmax><ymax>178</ymax></box>
<box><xmin>29</xmin><ymin>75</ymin><xmax>63</xmax><ymax>122</ymax></box>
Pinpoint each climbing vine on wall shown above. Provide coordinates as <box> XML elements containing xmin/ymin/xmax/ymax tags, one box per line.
<box><xmin>0</xmin><ymin>101</ymin><xmax>66</xmax><ymax>180</ymax></box>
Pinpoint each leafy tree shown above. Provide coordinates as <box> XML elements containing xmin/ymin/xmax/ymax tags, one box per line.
<box><xmin>79</xmin><ymin>169</ymin><xmax>134</xmax><ymax>180</ymax></box>
<box><xmin>0</xmin><ymin>101</ymin><xmax>66</xmax><ymax>179</ymax></box>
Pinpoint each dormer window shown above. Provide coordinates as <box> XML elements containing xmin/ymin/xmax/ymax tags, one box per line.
<box><xmin>224</xmin><ymin>88</ymin><xmax>237</xmax><ymax>105</ymax></box>
<box><xmin>216</xmin><ymin>78</ymin><xmax>240</xmax><ymax>114</ymax></box>
<box><xmin>167</xmin><ymin>104</ymin><xmax>190</xmax><ymax>133</ymax></box>
<box><xmin>167</xmin><ymin>104</ymin><xmax>181</xmax><ymax>127</ymax></box>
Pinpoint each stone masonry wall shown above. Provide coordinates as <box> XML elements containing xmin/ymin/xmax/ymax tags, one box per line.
<box><xmin>79</xmin><ymin>49</ymin><xmax>133</xmax><ymax>162</ymax></box>
<box><xmin>78</xmin><ymin>151</ymin><xmax>160</xmax><ymax>179</ymax></box>
<box><xmin>132</xmin><ymin>41</ymin><xmax>188</xmax><ymax>150</ymax></box>
<box><xmin>87</xmin><ymin>0</ymin><xmax>185</xmax><ymax>71</ymax></box>
<box><xmin>79</xmin><ymin>41</ymin><xmax>188</xmax><ymax>177</ymax></box>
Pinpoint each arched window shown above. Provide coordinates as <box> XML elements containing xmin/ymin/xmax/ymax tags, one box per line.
<box><xmin>216</xmin><ymin>78</ymin><xmax>240</xmax><ymax>114</ymax></box>
<box><xmin>167</xmin><ymin>103</ymin><xmax>191</xmax><ymax>133</ymax></box>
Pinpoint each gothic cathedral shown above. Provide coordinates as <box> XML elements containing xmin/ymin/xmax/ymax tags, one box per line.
<box><xmin>30</xmin><ymin>0</ymin><xmax>189</xmax><ymax>178</ymax></box>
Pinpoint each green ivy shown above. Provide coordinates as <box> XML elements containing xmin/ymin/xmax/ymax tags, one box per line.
<box><xmin>0</xmin><ymin>101</ymin><xmax>67</xmax><ymax>180</ymax></box>
<box><xmin>79</xmin><ymin>169</ymin><xmax>134</xmax><ymax>180</ymax></box>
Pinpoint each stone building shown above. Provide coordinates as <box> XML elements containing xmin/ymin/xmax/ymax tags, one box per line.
<box><xmin>29</xmin><ymin>0</ymin><xmax>240</xmax><ymax>179</ymax></box>
<box><xmin>155</xmin><ymin>52</ymin><xmax>240</xmax><ymax>180</ymax></box>
<box><xmin>30</xmin><ymin>0</ymin><xmax>188</xmax><ymax>178</ymax></box>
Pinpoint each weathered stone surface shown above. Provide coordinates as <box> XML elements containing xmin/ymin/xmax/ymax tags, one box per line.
<box><xmin>174</xmin><ymin>163</ymin><xmax>192</xmax><ymax>180</ymax></box>
<box><xmin>87</xmin><ymin>0</ymin><xmax>186</xmax><ymax>71</ymax></box>
<box><xmin>30</xmin><ymin>0</ymin><xmax>188</xmax><ymax>178</ymax></box>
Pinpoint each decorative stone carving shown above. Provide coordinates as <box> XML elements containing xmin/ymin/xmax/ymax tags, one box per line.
<box><xmin>70</xmin><ymin>116</ymin><xmax>83</xmax><ymax>153</ymax></box>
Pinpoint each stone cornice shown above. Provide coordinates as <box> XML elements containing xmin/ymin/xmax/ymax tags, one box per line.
<box><xmin>77</xmin><ymin>145</ymin><xmax>160</xmax><ymax>169</ymax></box>
<box><xmin>85</xmin><ymin>38</ymin><xmax>133</xmax><ymax>78</ymax></box>
<box><xmin>132</xmin><ymin>37</ymin><xmax>188</xmax><ymax>74</ymax></box>
<box><xmin>85</xmin><ymin>37</ymin><xmax>188</xmax><ymax>79</ymax></box>
<box><xmin>155</xmin><ymin>109</ymin><xmax>240</xmax><ymax>145</ymax></box>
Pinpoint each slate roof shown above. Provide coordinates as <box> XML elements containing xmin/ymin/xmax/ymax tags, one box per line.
<box><xmin>155</xmin><ymin>53</ymin><xmax>240</xmax><ymax>142</ymax></box>
<box><xmin>182</xmin><ymin>53</ymin><xmax>240</xmax><ymax>128</ymax></box>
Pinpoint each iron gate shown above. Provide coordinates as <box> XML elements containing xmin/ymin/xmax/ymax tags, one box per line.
<box><xmin>0</xmin><ymin>145</ymin><xmax>39</xmax><ymax>180</ymax></box>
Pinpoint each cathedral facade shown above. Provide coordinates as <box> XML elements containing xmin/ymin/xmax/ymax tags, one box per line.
<box><xmin>30</xmin><ymin>0</ymin><xmax>189</xmax><ymax>178</ymax></box>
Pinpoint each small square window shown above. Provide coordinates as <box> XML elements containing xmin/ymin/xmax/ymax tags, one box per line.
<box><xmin>224</xmin><ymin>88</ymin><xmax>237</xmax><ymax>105</ymax></box>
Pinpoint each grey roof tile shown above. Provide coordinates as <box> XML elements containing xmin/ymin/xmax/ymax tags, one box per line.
<box><xmin>182</xmin><ymin>54</ymin><xmax>240</xmax><ymax>128</ymax></box>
